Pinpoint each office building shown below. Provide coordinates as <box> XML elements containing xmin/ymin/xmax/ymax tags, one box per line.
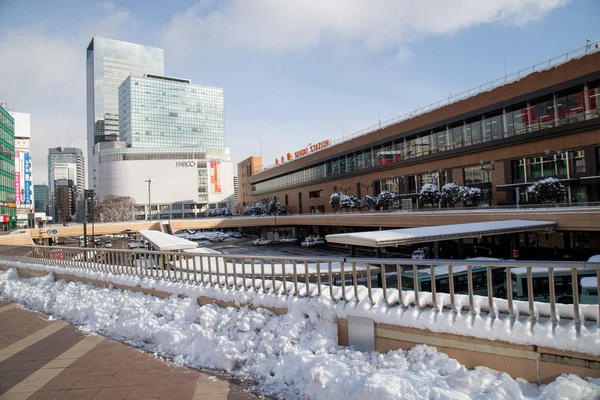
<box><xmin>0</xmin><ymin>103</ymin><xmax>16</xmax><ymax>230</ymax></box>
<box><xmin>10</xmin><ymin>112</ymin><xmax>33</xmax><ymax>227</ymax></box>
<box><xmin>54</xmin><ymin>180</ymin><xmax>76</xmax><ymax>223</ymax></box>
<box><xmin>48</xmin><ymin>147</ymin><xmax>84</xmax><ymax>222</ymax></box>
<box><xmin>34</xmin><ymin>184</ymin><xmax>48</xmax><ymax>214</ymax></box>
<box><xmin>86</xmin><ymin>36</ymin><xmax>164</xmax><ymax>186</ymax></box>
<box><xmin>95</xmin><ymin>74</ymin><xmax>233</xmax><ymax>219</ymax></box>
<box><xmin>236</xmin><ymin>155</ymin><xmax>262</xmax><ymax>214</ymax></box>
<box><xmin>240</xmin><ymin>48</ymin><xmax>600</xmax><ymax>218</ymax></box>
<box><xmin>234</xmin><ymin>176</ymin><xmax>239</xmax><ymax>212</ymax></box>
<box><xmin>118</xmin><ymin>74</ymin><xmax>225</xmax><ymax>150</ymax></box>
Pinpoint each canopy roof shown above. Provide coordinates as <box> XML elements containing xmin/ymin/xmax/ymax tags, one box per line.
<box><xmin>325</xmin><ymin>219</ymin><xmax>555</xmax><ymax>248</ymax></box>
<box><xmin>139</xmin><ymin>230</ymin><xmax>198</xmax><ymax>251</ymax></box>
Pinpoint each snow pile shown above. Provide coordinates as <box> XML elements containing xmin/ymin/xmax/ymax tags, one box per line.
<box><xmin>1</xmin><ymin>268</ymin><xmax>599</xmax><ymax>400</ymax></box>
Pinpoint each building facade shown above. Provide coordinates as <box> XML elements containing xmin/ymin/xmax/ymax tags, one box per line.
<box><xmin>48</xmin><ymin>147</ymin><xmax>85</xmax><ymax>222</ymax></box>
<box><xmin>118</xmin><ymin>75</ymin><xmax>225</xmax><ymax>150</ymax></box>
<box><xmin>33</xmin><ymin>184</ymin><xmax>48</xmax><ymax>215</ymax></box>
<box><xmin>95</xmin><ymin>144</ymin><xmax>233</xmax><ymax>220</ymax></box>
<box><xmin>10</xmin><ymin>112</ymin><xmax>33</xmax><ymax>227</ymax></box>
<box><xmin>86</xmin><ymin>36</ymin><xmax>164</xmax><ymax>187</ymax></box>
<box><xmin>233</xmin><ymin>176</ymin><xmax>239</xmax><ymax>212</ymax></box>
<box><xmin>0</xmin><ymin>104</ymin><xmax>16</xmax><ymax>230</ymax></box>
<box><xmin>94</xmin><ymin>74</ymin><xmax>233</xmax><ymax>219</ymax></box>
<box><xmin>241</xmin><ymin>50</ymin><xmax>600</xmax><ymax>214</ymax></box>
<box><xmin>236</xmin><ymin>155</ymin><xmax>262</xmax><ymax>213</ymax></box>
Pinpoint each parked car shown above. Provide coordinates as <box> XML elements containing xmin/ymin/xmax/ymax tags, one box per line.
<box><xmin>232</xmin><ymin>232</ymin><xmax>243</xmax><ymax>238</ymax></box>
<box><xmin>253</xmin><ymin>238</ymin><xmax>272</xmax><ymax>246</ymax></box>
<box><xmin>411</xmin><ymin>250</ymin><xmax>425</xmax><ymax>260</ymax></box>
<box><xmin>300</xmin><ymin>236</ymin><xmax>325</xmax><ymax>247</ymax></box>
<box><xmin>279</xmin><ymin>236</ymin><xmax>297</xmax><ymax>243</ymax></box>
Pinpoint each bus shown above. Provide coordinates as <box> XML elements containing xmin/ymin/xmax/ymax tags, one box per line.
<box><xmin>399</xmin><ymin>258</ymin><xmax>507</xmax><ymax>297</ymax></box>
<box><xmin>508</xmin><ymin>267</ymin><xmax>597</xmax><ymax>304</ymax></box>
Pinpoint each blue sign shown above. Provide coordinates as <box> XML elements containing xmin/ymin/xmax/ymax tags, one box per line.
<box><xmin>51</xmin><ymin>229</ymin><xmax>57</xmax><ymax>234</ymax></box>
<box><xmin>24</xmin><ymin>153</ymin><xmax>31</xmax><ymax>205</ymax></box>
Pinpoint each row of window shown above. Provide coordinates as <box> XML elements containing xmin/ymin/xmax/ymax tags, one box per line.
<box><xmin>0</xmin><ymin>108</ymin><xmax>14</xmax><ymax>133</ymax></box>
<box><xmin>512</xmin><ymin>150</ymin><xmax>586</xmax><ymax>181</ymax></box>
<box><xmin>252</xmin><ymin>82</ymin><xmax>600</xmax><ymax>194</ymax></box>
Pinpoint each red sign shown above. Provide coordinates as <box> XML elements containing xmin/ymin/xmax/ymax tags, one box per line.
<box><xmin>278</xmin><ymin>140</ymin><xmax>330</xmax><ymax>165</ymax></box>
<box><xmin>512</xmin><ymin>249</ymin><xmax>519</xmax><ymax>258</ymax></box>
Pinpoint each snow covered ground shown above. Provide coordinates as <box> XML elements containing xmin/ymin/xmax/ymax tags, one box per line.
<box><xmin>0</xmin><ymin>268</ymin><xmax>599</xmax><ymax>400</ymax></box>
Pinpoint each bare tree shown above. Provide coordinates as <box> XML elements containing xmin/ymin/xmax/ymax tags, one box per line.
<box><xmin>95</xmin><ymin>196</ymin><xmax>137</xmax><ymax>222</ymax></box>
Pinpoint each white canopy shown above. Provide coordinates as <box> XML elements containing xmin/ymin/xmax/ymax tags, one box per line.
<box><xmin>325</xmin><ymin>220</ymin><xmax>555</xmax><ymax>248</ymax></box>
<box><xmin>139</xmin><ymin>230</ymin><xmax>198</xmax><ymax>251</ymax></box>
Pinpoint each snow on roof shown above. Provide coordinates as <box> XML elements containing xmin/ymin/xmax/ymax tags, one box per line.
<box><xmin>183</xmin><ymin>247</ymin><xmax>222</xmax><ymax>255</ymax></box>
<box><xmin>588</xmin><ymin>255</ymin><xmax>600</xmax><ymax>263</ymax></box>
<box><xmin>581</xmin><ymin>277</ymin><xmax>597</xmax><ymax>288</ymax></box>
<box><xmin>325</xmin><ymin>220</ymin><xmax>555</xmax><ymax>248</ymax></box>
<box><xmin>139</xmin><ymin>230</ymin><xmax>198</xmax><ymax>251</ymax></box>
<box><xmin>417</xmin><ymin>258</ymin><xmax>502</xmax><ymax>277</ymax></box>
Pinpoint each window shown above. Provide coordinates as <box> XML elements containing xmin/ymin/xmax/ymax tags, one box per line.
<box><xmin>572</xmin><ymin>150</ymin><xmax>586</xmax><ymax>173</ymax></box>
<box><xmin>529</xmin><ymin>96</ymin><xmax>555</xmax><ymax>131</ymax></box>
<box><xmin>556</xmin><ymin>88</ymin><xmax>585</xmax><ymax>125</ymax></box>
<box><xmin>505</xmin><ymin>104</ymin><xmax>528</xmax><ymax>136</ymax></box>
<box><xmin>587</xmin><ymin>81</ymin><xmax>600</xmax><ymax>119</ymax></box>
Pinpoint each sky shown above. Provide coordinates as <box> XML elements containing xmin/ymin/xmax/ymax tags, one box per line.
<box><xmin>0</xmin><ymin>0</ymin><xmax>598</xmax><ymax>185</ymax></box>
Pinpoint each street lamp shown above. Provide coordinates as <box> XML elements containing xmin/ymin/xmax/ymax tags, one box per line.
<box><xmin>145</xmin><ymin>179</ymin><xmax>152</xmax><ymax>221</ymax></box>
<box><xmin>479</xmin><ymin>160</ymin><xmax>495</xmax><ymax>206</ymax></box>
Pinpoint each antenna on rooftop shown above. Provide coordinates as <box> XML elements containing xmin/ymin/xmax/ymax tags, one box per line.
<box><xmin>377</xmin><ymin>97</ymin><xmax>381</xmax><ymax>129</ymax></box>
<box><xmin>585</xmin><ymin>39</ymin><xmax>591</xmax><ymax>52</ymax></box>
<box><xmin>504</xmin><ymin>53</ymin><xmax>508</xmax><ymax>83</ymax></box>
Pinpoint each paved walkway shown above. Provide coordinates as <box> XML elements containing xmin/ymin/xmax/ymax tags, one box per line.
<box><xmin>0</xmin><ymin>300</ymin><xmax>264</xmax><ymax>400</ymax></box>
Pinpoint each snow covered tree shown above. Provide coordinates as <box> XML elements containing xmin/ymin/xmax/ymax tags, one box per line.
<box><xmin>419</xmin><ymin>184</ymin><xmax>441</xmax><ymax>207</ymax></box>
<box><xmin>441</xmin><ymin>183</ymin><xmax>464</xmax><ymax>207</ymax></box>
<box><xmin>528</xmin><ymin>178</ymin><xmax>566</xmax><ymax>203</ymax></box>
<box><xmin>348</xmin><ymin>195</ymin><xmax>362</xmax><ymax>210</ymax></box>
<box><xmin>361</xmin><ymin>195</ymin><xmax>377</xmax><ymax>210</ymax></box>
<box><xmin>376</xmin><ymin>190</ymin><xmax>395</xmax><ymax>210</ymax></box>
<box><xmin>205</xmin><ymin>207</ymin><xmax>233</xmax><ymax>217</ymax></box>
<box><xmin>268</xmin><ymin>199</ymin><xmax>285</xmax><ymax>215</ymax></box>
<box><xmin>95</xmin><ymin>196</ymin><xmax>137</xmax><ymax>222</ymax></box>
<box><xmin>463</xmin><ymin>187</ymin><xmax>483</xmax><ymax>206</ymax></box>
<box><xmin>329</xmin><ymin>192</ymin><xmax>342</xmax><ymax>211</ymax></box>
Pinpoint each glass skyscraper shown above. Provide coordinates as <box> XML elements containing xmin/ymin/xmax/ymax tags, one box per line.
<box><xmin>86</xmin><ymin>37</ymin><xmax>164</xmax><ymax>185</ymax></box>
<box><xmin>0</xmin><ymin>105</ymin><xmax>16</xmax><ymax>230</ymax></box>
<box><xmin>48</xmin><ymin>147</ymin><xmax>85</xmax><ymax>222</ymax></box>
<box><xmin>119</xmin><ymin>75</ymin><xmax>225</xmax><ymax>150</ymax></box>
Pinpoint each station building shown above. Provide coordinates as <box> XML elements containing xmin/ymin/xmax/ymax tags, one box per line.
<box><xmin>240</xmin><ymin>49</ymin><xmax>600</xmax><ymax>215</ymax></box>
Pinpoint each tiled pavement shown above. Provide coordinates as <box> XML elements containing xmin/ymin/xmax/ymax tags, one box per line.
<box><xmin>0</xmin><ymin>300</ymin><xmax>264</xmax><ymax>400</ymax></box>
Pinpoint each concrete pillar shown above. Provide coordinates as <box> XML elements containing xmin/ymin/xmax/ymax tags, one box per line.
<box><xmin>376</xmin><ymin>248</ymin><xmax>382</xmax><ymax>258</ymax></box>
<box><xmin>458</xmin><ymin>239</ymin><xmax>464</xmax><ymax>259</ymax></box>
<box><xmin>350</xmin><ymin>245</ymin><xmax>356</xmax><ymax>258</ymax></box>
<box><xmin>434</xmin><ymin>242</ymin><xmax>440</xmax><ymax>259</ymax></box>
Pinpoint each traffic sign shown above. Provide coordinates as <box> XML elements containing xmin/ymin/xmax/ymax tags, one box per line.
<box><xmin>512</xmin><ymin>249</ymin><xmax>519</xmax><ymax>258</ymax></box>
<box><xmin>46</xmin><ymin>229</ymin><xmax>52</xmax><ymax>235</ymax></box>
<box><xmin>51</xmin><ymin>229</ymin><xmax>58</xmax><ymax>234</ymax></box>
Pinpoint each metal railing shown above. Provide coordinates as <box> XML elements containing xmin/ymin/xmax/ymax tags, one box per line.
<box><xmin>256</xmin><ymin>41</ymin><xmax>600</xmax><ymax>174</ymax></box>
<box><xmin>0</xmin><ymin>245</ymin><xmax>598</xmax><ymax>329</ymax></box>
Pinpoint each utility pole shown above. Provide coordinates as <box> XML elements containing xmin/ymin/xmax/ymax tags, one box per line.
<box><xmin>145</xmin><ymin>179</ymin><xmax>152</xmax><ymax>220</ymax></box>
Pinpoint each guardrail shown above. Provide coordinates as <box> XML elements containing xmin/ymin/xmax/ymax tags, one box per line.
<box><xmin>0</xmin><ymin>245</ymin><xmax>598</xmax><ymax>329</ymax></box>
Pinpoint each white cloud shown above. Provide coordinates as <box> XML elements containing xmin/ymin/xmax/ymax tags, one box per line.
<box><xmin>163</xmin><ymin>0</ymin><xmax>567</xmax><ymax>59</ymax></box>
<box><xmin>0</xmin><ymin>1</ymin><xmax>139</xmax><ymax>184</ymax></box>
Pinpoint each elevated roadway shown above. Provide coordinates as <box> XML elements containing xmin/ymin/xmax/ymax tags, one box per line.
<box><xmin>7</xmin><ymin>206</ymin><xmax>600</xmax><ymax>243</ymax></box>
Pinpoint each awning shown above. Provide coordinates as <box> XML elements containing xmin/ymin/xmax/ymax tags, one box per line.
<box><xmin>139</xmin><ymin>230</ymin><xmax>198</xmax><ymax>251</ymax></box>
<box><xmin>325</xmin><ymin>219</ymin><xmax>556</xmax><ymax>248</ymax></box>
<box><xmin>496</xmin><ymin>178</ymin><xmax>579</xmax><ymax>192</ymax></box>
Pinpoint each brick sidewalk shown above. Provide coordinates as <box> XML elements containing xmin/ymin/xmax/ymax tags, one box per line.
<box><xmin>0</xmin><ymin>300</ymin><xmax>264</xmax><ymax>400</ymax></box>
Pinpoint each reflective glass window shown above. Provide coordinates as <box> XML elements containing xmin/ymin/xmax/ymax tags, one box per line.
<box><xmin>556</xmin><ymin>88</ymin><xmax>585</xmax><ymax>125</ymax></box>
